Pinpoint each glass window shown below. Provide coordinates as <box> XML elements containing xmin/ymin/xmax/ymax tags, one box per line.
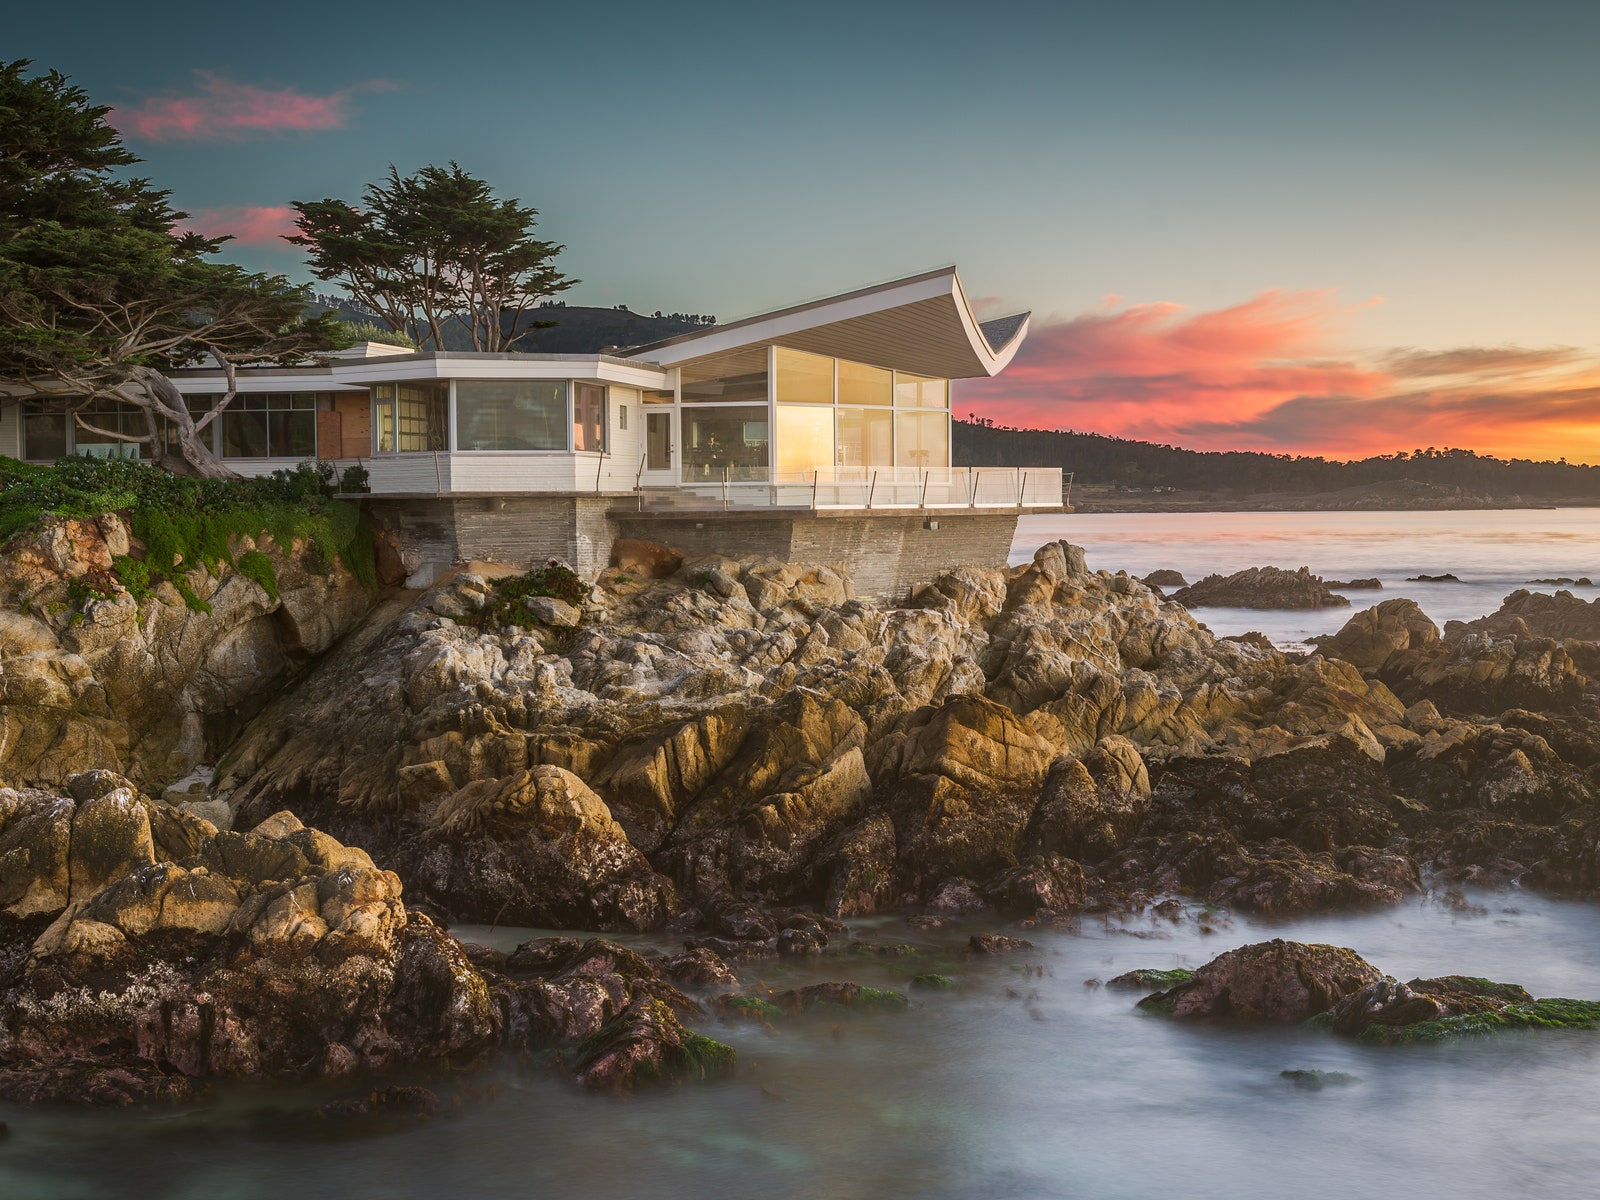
<box><xmin>642</xmin><ymin>389</ymin><xmax>673</xmax><ymax>405</ymax></box>
<box><xmin>573</xmin><ymin>383</ymin><xmax>605</xmax><ymax>452</ymax></box>
<box><xmin>72</xmin><ymin>400</ymin><xmax>157</xmax><ymax>459</ymax></box>
<box><xmin>775</xmin><ymin>405</ymin><xmax>835</xmax><ymax>473</ymax></box>
<box><xmin>681</xmin><ymin>352</ymin><xmax>768</xmax><ymax>403</ymax></box>
<box><xmin>895</xmin><ymin>411</ymin><xmax>950</xmax><ymax>469</ymax></box>
<box><xmin>837</xmin><ymin>359</ymin><xmax>892</xmax><ymax>407</ymax></box>
<box><xmin>895</xmin><ymin>372</ymin><xmax>949</xmax><ymax>409</ymax></box>
<box><xmin>219</xmin><ymin>393</ymin><xmax>323</xmax><ymax>458</ymax></box>
<box><xmin>374</xmin><ymin>398</ymin><xmax>396</xmax><ymax>453</ymax></box>
<box><xmin>775</xmin><ymin>347</ymin><xmax>833</xmax><ymax>405</ymax></box>
<box><xmin>373</xmin><ymin>383</ymin><xmax>447</xmax><ymax>452</ymax></box>
<box><xmin>22</xmin><ymin>406</ymin><xmax>69</xmax><ymax>461</ymax></box>
<box><xmin>455</xmin><ymin>380</ymin><xmax>566</xmax><ymax>451</ymax></box>
<box><xmin>682</xmin><ymin>406</ymin><xmax>768</xmax><ymax>482</ymax></box>
<box><xmin>836</xmin><ymin>407</ymin><xmax>893</xmax><ymax>467</ymax></box>
<box><xmin>618</xmin><ymin>404</ymin><xmax>628</xmax><ymax>431</ymax></box>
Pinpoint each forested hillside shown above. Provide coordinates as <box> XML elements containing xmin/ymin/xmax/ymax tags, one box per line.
<box><xmin>951</xmin><ymin>419</ymin><xmax>1600</xmax><ymax>500</ymax></box>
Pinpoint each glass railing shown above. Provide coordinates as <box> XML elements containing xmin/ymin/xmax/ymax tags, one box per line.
<box><xmin>636</xmin><ymin>465</ymin><xmax>1068</xmax><ymax>510</ymax></box>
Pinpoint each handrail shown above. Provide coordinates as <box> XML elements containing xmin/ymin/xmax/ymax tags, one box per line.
<box><xmin>1063</xmin><ymin>470</ymin><xmax>1075</xmax><ymax>508</ymax></box>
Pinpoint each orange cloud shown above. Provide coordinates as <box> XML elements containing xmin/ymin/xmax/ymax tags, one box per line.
<box><xmin>114</xmin><ymin>73</ymin><xmax>391</xmax><ymax>140</ymax></box>
<box><xmin>179</xmin><ymin>204</ymin><xmax>299</xmax><ymax>246</ymax></box>
<box><xmin>961</xmin><ymin>292</ymin><xmax>1600</xmax><ymax>463</ymax></box>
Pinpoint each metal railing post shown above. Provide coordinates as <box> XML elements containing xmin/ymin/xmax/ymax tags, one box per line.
<box><xmin>595</xmin><ymin>451</ymin><xmax>604</xmax><ymax>494</ymax></box>
<box><xmin>812</xmin><ymin>468</ymin><xmax>820</xmax><ymax>510</ymax></box>
<box><xmin>433</xmin><ymin>450</ymin><xmax>442</xmax><ymax>494</ymax></box>
<box><xmin>635</xmin><ymin>452</ymin><xmax>647</xmax><ymax>510</ymax></box>
<box><xmin>920</xmin><ymin>469</ymin><xmax>930</xmax><ymax>508</ymax></box>
<box><xmin>969</xmin><ymin>468</ymin><xmax>979</xmax><ymax>508</ymax></box>
<box><xmin>722</xmin><ymin>466</ymin><xmax>730</xmax><ymax>510</ymax></box>
<box><xmin>867</xmin><ymin>470</ymin><xmax>878</xmax><ymax>509</ymax></box>
<box><xmin>1018</xmin><ymin>470</ymin><xmax>1028</xmax><ymax>507</ymax></box>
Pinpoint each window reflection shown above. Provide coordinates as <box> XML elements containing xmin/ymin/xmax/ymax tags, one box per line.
<box><xmin>682</xmin><ymin>406</ymin><xmax>768</xmax><ymax>481</ymax></box>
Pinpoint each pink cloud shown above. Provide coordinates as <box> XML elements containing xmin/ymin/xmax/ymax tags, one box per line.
<box><xmin>179</xmin><ymin>204</ymin><xmax>299</xmax><ymax>246</ymax></box>
<box><xmin>960</xmin><ymin>291</ymin><xmax>1600</xmax><ymax>462</ymax></box>
<box><xmin>114</xmin><ymin>72</ymin><xmax>389</xmax><ymax>140</ymax></box>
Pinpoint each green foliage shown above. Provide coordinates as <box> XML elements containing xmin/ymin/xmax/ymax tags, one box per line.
<box><xmin>290</xmin><ymin>162</ymin><xmax>577</xmax><ymax>352</ymax></box>
<box><xmin>465</xmin><ymin>565</ymin><xmax>587</xmax><ymax>631</ymax></box>
<box><xmin>0</xmin><ymin>455</ymin><xmax>377</xmax><ymax>613</ymax></box>
<box><xmin>339</xmin><ymin>462</ymin><xmax>371</xmax><ymax>493</ymax></box>
<box><xmin>334</xmin><ymin>319</ymin><xmax>417</xmax><ymax>349</ymax></box>
<box><xmin>0</xmin><ymin>60</ymin><xmax>339</xmax><ymax>477</ymax></box>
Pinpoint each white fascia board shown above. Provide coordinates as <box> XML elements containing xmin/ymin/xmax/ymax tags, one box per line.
<box><xmin>175</xmin><ymin>356</ymin><xmax>670</xmax><ymax>394</ymax></box>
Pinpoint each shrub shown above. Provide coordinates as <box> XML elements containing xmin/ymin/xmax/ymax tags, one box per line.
<box><xmin>464</xmin><ymin>564</ymin><xmax>588</xmax><ymax>631</ymax></box>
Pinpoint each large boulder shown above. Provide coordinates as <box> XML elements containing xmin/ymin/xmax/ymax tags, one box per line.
<box><xmin>399</xmin><ymin>766</ymin><xmax>679</xmax><ymax>930</ymax></box>
<box><xmin>1140</xmin><ymin>939</ymin><xmax>1383</xmax><ymax>1021</ymax></box>
<box><xmin>1324</xmin><ymin>599</ymin><xmax>1440</xmax><ymax>670</ymax></box>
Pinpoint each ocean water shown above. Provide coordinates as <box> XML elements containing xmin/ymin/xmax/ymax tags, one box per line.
<box><xmin>1013</xmin><ymin>508</ymin><xmax>1600</xmax><ymax>648</ymax></box>
<box><xmin>4</xmin><ymin>894</ymin><xmax>1600</xmax><ymax>1199</ymax></box>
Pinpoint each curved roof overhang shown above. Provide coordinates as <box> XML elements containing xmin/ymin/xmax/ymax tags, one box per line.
<box><xmin>621</xmin><ymin>266</ymin><xmax>1029</xmax><ymax>380</ymax></box>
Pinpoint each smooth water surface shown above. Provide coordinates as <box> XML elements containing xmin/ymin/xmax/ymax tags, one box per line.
<box><xmin>1015</xmin><ymin>508</ymin><xmax>1600</xmax><ymax>648</ymax></box>
<box><xmin>5</xmin><ymin>893</ymin><xmax>1600</xmax><ymax>1199</ymax></box>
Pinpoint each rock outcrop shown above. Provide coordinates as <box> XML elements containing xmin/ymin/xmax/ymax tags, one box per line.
<box><xmin>1170</xmin><ymin>566</ymin><xmax>1351</xmax><ymax>610</ymax></box>
<box><xmin>0</xmin><ymin>515</ymin><xmax>373</xmax><ymax>786</ymax></box>
<box><xmin>1133</xmin><ymin>941</ymin><xmax>1600</xmax><ymax>1044</ymax></box>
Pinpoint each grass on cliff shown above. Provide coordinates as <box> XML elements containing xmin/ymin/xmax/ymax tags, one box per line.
<box><xmin>0</xmin><ymin>456</ymin><xmax>376</xmax><ymax>613</ymax></box>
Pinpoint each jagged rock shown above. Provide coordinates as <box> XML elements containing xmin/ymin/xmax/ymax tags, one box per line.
<box><xmin>567</xmin><ymin>998</ymin><xmax>733</xmax><ymax>1092</ymax></box>
<box><xmin>1324</xmin><ymin>599</ymin><xmax>1440</xmax><ymax>670</ymax></box>
<box><xmin>1139</xmin><ymin>939</ymin><xmax>1382</xmax><ymax>1021</ymax></box>
<box><xmin>0</xmin><ymin>518</ymin><xmax>372</xmax><ymax>786</ymax></box>
<box><xmin>0</xmin><ymin>773</ymin><xmax>499</xmax><ymax>1104</ymax></box>
<box><xmin>1171</xmin><ymin>567</ymin><xmax>1351</xmax><ymax>610</ymax></box>
<box><xmin>398</xmin><ymin>766</ymin><xmax>679</xmax><ymax>930</ymax></box>
<box><xmin>1143</xmin><ymin>570</ymin><xmax>1188</xmax><ymax>588</ymax></box>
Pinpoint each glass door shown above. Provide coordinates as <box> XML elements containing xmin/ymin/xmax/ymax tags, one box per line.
<box><xmin>644</xmin><ymin>410</ymin><xmax>674</xmax><ymax>482</ymax></box>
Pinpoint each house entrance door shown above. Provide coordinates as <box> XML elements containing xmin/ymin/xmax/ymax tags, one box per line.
<box><xmin>641</xmin><ymin>411</ymin><xmax>675</xmax><ymax>484</ymax></box>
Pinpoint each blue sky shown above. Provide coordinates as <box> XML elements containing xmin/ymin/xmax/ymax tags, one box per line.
<box><xmin>13</xmin><ymin>0</ymin><xmax>1600</xmax><ymax>456</ymax></box>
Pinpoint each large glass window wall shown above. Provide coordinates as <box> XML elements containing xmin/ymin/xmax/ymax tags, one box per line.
<box><xmin>682</xmin><ymin>406</ymin><xmax>768</xmax><ymax>481</ymax></box>
<box><xmin>455</xmin><ymin>380</ymin><xmax>566</xmax><ymax>450</ymax></box>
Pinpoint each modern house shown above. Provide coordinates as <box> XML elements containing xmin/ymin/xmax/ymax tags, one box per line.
<box><xmin>1</xmin><ymin>267</ymin><xmax>1063</xmax><ymax>598</ymax></box>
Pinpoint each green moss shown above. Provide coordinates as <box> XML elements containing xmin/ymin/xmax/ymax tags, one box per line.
<box><xmin>236</xmin><ymin>549</ymin><xmax>279</xmax><ymax>602</ymax></box>
<box><xmin>1136</xmin><ymin>993</ymin><xmax>1180</xmax><ymax>1015</ymax></box>
<box><xmin>911</xmin><ymin>974</ymin><xmax>958</xmax><ymax>990</ymax></box>
<box><xmin>681</xmin><ymin>1033</ymin><xmax>737</xmax><ymax>1079</ymax></box>
<box><xmin>1361</xmin><ymin>997</ymin><xmax>1600</xmax><ymax>1045</ymax></box>
<box><xmin>849</xmin><ymin>987</ymin><xmax>909</xmax><ymax>1013</ymax></box>
<box><xmin>718</xmin><ymin>995</ymin><xmax>783</xmax><ymax>1021</ymax></box>
<box><xmin>1120</xmin><ymin>967</ymin><xmax>1195</xmax><ymax>989</ymax></box>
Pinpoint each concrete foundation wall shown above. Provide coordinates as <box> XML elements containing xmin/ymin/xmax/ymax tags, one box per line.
<box><xmin>368</xmin><ymin>496</ymin><xmax>1020</xmax><ymax>601</ymax></box>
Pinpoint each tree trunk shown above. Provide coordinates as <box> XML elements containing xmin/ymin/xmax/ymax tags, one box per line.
<box><xmin>131</xmin><ymin>367</ymin><xmax>241</xmax><ymax>479</ymax></box>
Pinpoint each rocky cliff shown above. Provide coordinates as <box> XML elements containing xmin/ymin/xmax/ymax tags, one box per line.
<box><xmin>207</xmin><ymin>542</ymin><xmax>1600</xmax><ymax>934</ymax></box>
<box><xmin>0</xmin><ymin>514</ymin><xmax>374</xmax><ymax>787</ymax></box>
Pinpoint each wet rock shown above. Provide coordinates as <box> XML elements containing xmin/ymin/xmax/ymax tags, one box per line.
<box><xmin>969</xmin><ymin>933</ymin><xmax>1034</xmax><ymax>955</ymax></box>
<box><xmin>568</xmin><ymin>998</ymin><xmax>734</xmax><ymax>1092</ymax></box>
<box><xmin>1143</xmin><ymin>570</ymin><xmax>1188</xmax><ymax>588</ymax></box>
<box><xmin>1140</xmin><ymin>939</ymin><xmax>1382</xmax><ymax>1021</ymax></box>
<box><xmin>1407</xmin><ymin>574</ymin><xmax>1461</xmax><ymax>583</ymax></box>
<box><xmin>317</xmin><ymin>1085</ymin><xmax>442</xmax><ymax>1121</ymax></box>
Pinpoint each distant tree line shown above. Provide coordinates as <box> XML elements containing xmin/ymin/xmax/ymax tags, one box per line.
<box><xmin>952</xmin><ymin>418</ymin><xmax>1600</xmax><ymax>500</ymax></box>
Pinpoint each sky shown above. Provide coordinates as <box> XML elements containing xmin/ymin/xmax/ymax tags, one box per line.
<box><xmin>13</xmin><ymin>0</ymin><xmax>1600</xmax><ymax>462</ymax></box>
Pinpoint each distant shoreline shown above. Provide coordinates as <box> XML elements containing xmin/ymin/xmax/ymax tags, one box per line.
<box><xmin>1063</xmin><ymin>485</ymin><xmax>1597</xmax><ymax>514</ymax></box>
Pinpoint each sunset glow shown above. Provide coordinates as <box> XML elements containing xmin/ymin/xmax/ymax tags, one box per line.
<box><xmin>961</xmin><ymin>293</ymin><xmax>1600</xmax><ymax>462</ymax></box>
